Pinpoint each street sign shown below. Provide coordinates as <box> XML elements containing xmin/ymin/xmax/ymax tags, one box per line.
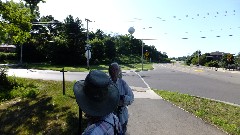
<box><xmin>145</xmin><ymin>52</ymin><xmax>149</xmax><ymax>57</ymax></box>
<box><xmin>227</xmin><ymin>54</ymin><xmax>232</xmax><ymax>61</ymax></box>
<box><xmin>85</xmin><ymin>50</ymin><xmax>91</xmax><ymax>59</ymax></box>
<box><xmin>85</xmin><ymin>44</ymin><xmax>91</xmax><ymax>51</ymax></box>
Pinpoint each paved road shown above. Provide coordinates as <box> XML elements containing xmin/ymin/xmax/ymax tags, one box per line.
<box><xmin>7</xmin><ymin>69</ymin><xmax>88</xmax><ymax>81</ymax></box>
<box><xmin>131</xmin><ymin>64</ymin><xmax>240</xmax><ymax>105</ymax></box>
<box><xmin>6</xmin><ymin>67</ymin><xmax>229</xmax><ymax>134</ymax></box>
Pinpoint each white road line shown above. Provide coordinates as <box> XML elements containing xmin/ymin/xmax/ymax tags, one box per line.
<box><xmin>134</xmin><ymin>71</ymin><xmax>151</xmax><ymax>90</ymax></box>
<box><xmin>133</xmin><ymin>71</ymin><xmax>162</xmax><ymax>99</ymax></box>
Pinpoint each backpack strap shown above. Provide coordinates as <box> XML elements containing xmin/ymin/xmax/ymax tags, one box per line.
<box><xmin>98</xmin><ymin>116</ymin><xmax>121</xmax><ymax>135</ymax></box>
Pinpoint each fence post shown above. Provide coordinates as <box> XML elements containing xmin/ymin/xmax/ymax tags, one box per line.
<box><xmin>60</xmin><ymin>67</ymin><xmax>66</xmax><ymax>95</ymax></box>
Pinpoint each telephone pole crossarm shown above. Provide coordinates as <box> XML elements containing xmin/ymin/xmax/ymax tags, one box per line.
<box><xmin>85</xmin><ymin>18</ymin><xmax>92</xmax><ymax>42</ymax></box>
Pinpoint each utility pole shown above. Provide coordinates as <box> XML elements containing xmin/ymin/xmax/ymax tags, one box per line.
<box><xmin>198</xmin><ymin>50</ymin><xmax>200</xmax><ymax>66</ymax></box>
<box><xmin>141</xmin><ymin>27</ymin><xmax>153</xmax><ymax>71</ymax></box>
<box><xmin>85</xmin><ymin>18</ymin><xmax>92</xmax><ymax>42</ymax></box>
<box><xmin>85</xmin><ymin>18</ymin><xmax>92</xmax><ymax>70</ymax></box>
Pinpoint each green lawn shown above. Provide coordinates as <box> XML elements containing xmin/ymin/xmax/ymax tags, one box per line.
<box><xmin>154</xmin><ymin>90</ymin><xmax>240</xmax><ymax>135</ymax></box>
<box><xmin>0</xmin><ymin>77</ymin><xmax>85</xmax><ymax>135</ymax></box>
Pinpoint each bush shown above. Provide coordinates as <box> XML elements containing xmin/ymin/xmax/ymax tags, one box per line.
<box><xmin>185</xmin><ymin>57</ymin><xmax>193</xmax><ymax>66</ymax></box>
<box><xmin>0</xmin><ymin>66</ymin><xmax>15</xmax><ymax>101</ymax></box>
<box><xmin>115</xmin><ymin>55</ymin><xmax>142</xmax><ymax>64</ymax></box>
<box><xmin>0</xmin><ymin>66</ymin><xmax>10</xmax><ymax>88</ymax></box>
<box><xmin>0</xmin><ymin>52</ymin><xmax>17</xmax><ymax>62</ymax></box>
<box><xmin>26</xmin><ymin>90</ymin><xmax>37</xmax><ymax>98</ymax></box>
<box><xmin>205</xmin><ymin>61</ymin><xmax>219</xmax><ymax>67</ymax></box>
<box><xmin>0</xmin><ymin>72</ymin><xmax>38</xmax><ymax>101</ymax></box>
<box><xmin>0</xmin><ymin>67</ymin><xmax>18</xmax><ymax>90</ymax></box>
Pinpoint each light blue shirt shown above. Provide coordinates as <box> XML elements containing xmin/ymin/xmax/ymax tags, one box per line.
<box><xmin>115</xmin><ymin>78</ymin><xmax>134</xmax><ymax>125</ymax></box>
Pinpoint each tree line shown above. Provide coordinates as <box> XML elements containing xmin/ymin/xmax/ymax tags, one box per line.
<box><xmin>0</xmin><ymin>0</ymin><xmax>170</xmax><ymax>65</ymax></box>
<box><xmin>176</xmin><ymin>50</ymin><xmax>240</xmax><ymax>69</ymax></box>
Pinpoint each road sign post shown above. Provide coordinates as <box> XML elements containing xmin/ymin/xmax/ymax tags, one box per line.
<box><xmin>60</xmin><ymin>67</ymin><xmax>66</xmax><ymax>95</ymax></box>
<box><xmin>85</xmin><ymin>44</ymin><xmax>91</xmax><ymax>70</ymax></box>
<box><xmin>141</xmin><ymin>39</ymin><xmax>156</xmax><ymax>70</ymax></box>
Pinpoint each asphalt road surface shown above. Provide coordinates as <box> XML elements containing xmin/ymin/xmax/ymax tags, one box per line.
<box><xmin>7</xmin><ymin>69</ymin><xmax>88</xmax><ymax>81</ymax></box>
<box><xmin>123</xmin><ymin>64</ymin><xmax>240</xmax><ymax>106</ymax></box>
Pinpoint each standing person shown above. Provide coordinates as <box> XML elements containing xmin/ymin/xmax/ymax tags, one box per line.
<box><xmin>73</xmin><ymin>70</ymin><xmax>122</xmax><ymax>135</ymax></box>
<box><xmin>108</xmin><ymin>63</ymin><xmax>134</xmax><ymax>134</ymax></box>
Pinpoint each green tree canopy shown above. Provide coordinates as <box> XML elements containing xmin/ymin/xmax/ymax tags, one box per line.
<box><xmin>0</xmin><ymin>0</ymin><xmax>32</xmax><ymax>44</ymax></box>
<box><xmin>23</xmin><ymin>0</ymin><xmax>45</xmax><ymax>18</ymax></box>
<box><xmin>105</xmin><ymin>38</ymin><xmax>116</xmax><ymax>62</ymax></box>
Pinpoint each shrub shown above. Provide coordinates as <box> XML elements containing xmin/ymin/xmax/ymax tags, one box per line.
<box><xmin>0</xmin><ymin>74</ymin><xmax>38</xmax><ymax>101</ymax></box>
<box><xmin>26</xmin><ymin>89</ymin><xmax>37</xmax><ymax>98</ymax></box>
<box><xmin>205</xmin><ymin>60</ymin><xmax>219</xmax><ymax>67</ymax></box>
<box><xmin>0</xmin><ymin>52</ymin><xmax>17</xmax><ymax>62</ymax></box>
<box><xmin>0</xmin><ymin>66</ymin><xmax>10</xmax><ymax>88</ymax></box>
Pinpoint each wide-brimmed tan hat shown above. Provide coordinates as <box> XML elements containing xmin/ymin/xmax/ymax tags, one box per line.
<box><xmin>73</xmin><ymin>70</ymin><xmax>119</xmax><ymax>117</ymax></box>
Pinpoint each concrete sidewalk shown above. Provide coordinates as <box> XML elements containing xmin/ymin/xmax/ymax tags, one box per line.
<box><xmin>127</xmin><ymin>88</ymin><xmax>226</xmax><ymax>135</ymax></box>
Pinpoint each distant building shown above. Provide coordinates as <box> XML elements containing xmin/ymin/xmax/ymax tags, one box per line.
<box><xmin>207</xmin><ymin>51</ymin><xmax>234</xmax><ymax>61</ymax></box>
<box><xmin>0</xmin><ymin>44</ymin><xmax>16</xmax><ymax>52</ymax></box>
<box><xmin>207</xmin><ymin>51</ymin><xmax>225</xmax><ymax>61</ymax></box>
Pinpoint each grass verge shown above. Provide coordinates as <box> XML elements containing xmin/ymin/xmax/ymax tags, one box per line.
<box><xmin>154</xmin><ymin>90</ymin><xmax>240</xmax><ymax>135</ymax></box>
<box><xmin>0</xmin><ymin>77</ymin><xmax>86</xmax><ymax>135</ymax></box>
<box><xmin>15</xmin><ymin>63</ymin><xmax>154</xmax><ymax>72</ymax></box>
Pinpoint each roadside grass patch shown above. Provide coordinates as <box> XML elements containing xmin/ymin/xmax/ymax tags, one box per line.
<box><xmin>132</xmin><ymin>63</ymin><xmax>154</xmax><ymax>71</ymax></box>
<box><xmin>21</xmin><ymin>63</ymin><xmax>154</xmax><ymax>72</ymax></box>
<box><xmin>154</xmin><ymin>90</ymin><xmax>240</xmax><ymax>135</ymax></box>
<box><xmin>0</xmin><ymin>77</ymin><xmax>86</xmax><ymax>135</ymax></box>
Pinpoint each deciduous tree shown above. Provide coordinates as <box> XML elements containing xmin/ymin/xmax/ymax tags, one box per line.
<box><xmin>0</xmin><ymin>0</ymin><xmax>32</xmax><ymax>44</ymax></box>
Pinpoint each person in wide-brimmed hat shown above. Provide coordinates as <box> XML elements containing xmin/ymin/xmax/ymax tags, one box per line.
<box><xmin>73</xmin><ymin>70</ymin><xmax>122</xmax><ymax>135</ymax></box>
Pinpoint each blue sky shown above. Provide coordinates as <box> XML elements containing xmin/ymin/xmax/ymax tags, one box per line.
<box><xmin>38</xmin><ymin>0</ymin><xmax>240</xmax><ymax>57</ymax></box>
